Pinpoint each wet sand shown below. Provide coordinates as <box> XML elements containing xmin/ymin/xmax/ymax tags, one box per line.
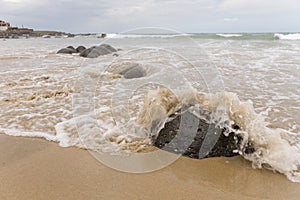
<box><xmin>1</xmin><ymin>134</ymin><xmax>300</xmax><ymax>200</ymax></box>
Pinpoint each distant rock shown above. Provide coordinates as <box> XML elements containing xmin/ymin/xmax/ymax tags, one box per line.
<box><xmin>86</xmin><ymin>48</ymin><xmax>104</xmax><ymax>58</ymax></box>
<box><xmin>67</xmin><ymin>46</ymin><xmax>76</xmax><ymax>50</ymax></box>
<box><xmin>76</xmin><ymin>46</ymin><xmax>86</xmax><ymax>53</ymax></box>
<box><xmin>79</xmin><ymin>47</ymin><xmax>95</xmax><ymax>57</ymax></box>
<box><xmin>153</xmin><ymin>106</ymin><xmax>254</xmax><ymax>159</ymax></box>
<box><xmin>99</xmin><ymin>44</ymin><xmax>117</xmax><ymax>53</ymax></box>
<box><xmin>57</xmin><ymin>44</ymin><xmax>117</xmax><ymax>57</ymax></box>
<box><xmin>80</xmin><ymin>44</ymin><xmax>117</xmax><ymax>58</ymax></box>
<box><xmin>57</xmin><ymin>47</ymin><xmax>77</xmax><ymax>54</ymax></box>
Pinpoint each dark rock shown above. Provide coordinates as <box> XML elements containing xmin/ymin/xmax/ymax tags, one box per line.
<box><xmin>153</xmin><ymin>106</ymin><xmax>253</xmax><ymax>159</ymax></box>
<box><xmin>79</xmin><ymin>47</ymin><xmax>95</xmax><ymax>57</ymax></box>
<box><xmin>67</xmin><ymin>46</ymin><xmax>76</xmax><ymax>50</ymax></box>
<box><xmin>79</xmin><ymin>44</ymin><xmax>117</xmax><ymax>58</ymax></box>
<box><xmin>57</xmin><ymin>47</ymin><xmax>77</xmax><ymax>54</ymax></box>
<box><xmin>113</xmin><ymin>53</ymin><xmax>119</xmax><ymax>57</ymax></box>
<box><xmin>86</xmin><ymin>48</ymin><xmax>105</xmax><ymax>58</ymax></box>
<box><xmin>76</xmin><ymin>46</ymin><xmax>86</xmax><ymax>53</ymax></box>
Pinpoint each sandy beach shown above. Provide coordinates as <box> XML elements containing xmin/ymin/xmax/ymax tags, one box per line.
<box><xmin>1</xmin><ymin>0</ymin><xmax>300</xmax><ymax>199</ymax></box>
<box><xmin>1</xmin><ymin>134</ymin><xmax>300</xmax><ymax>200</ymax></box>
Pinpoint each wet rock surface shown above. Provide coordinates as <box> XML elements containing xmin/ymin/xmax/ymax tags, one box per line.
<box><xmin>153</xmin><ymin>107</ymin><xmax>254</xmax><ymax>159</ymax></box>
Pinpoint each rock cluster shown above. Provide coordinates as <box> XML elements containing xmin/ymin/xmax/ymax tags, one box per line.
<box><xmin>57</xmin><ymin>46</ymin><xmax>85</xmax><ymax>54</ymax></box>
<box><xmin>57</xmin><ymin>44</ymin><xmax>117</xmax><ymax>58</ymax></box>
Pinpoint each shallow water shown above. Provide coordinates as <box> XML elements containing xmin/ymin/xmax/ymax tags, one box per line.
<box><xmin>0</xmin><ymin>34</ymin><xmax>299</xmax><ymax>181</ymax></box>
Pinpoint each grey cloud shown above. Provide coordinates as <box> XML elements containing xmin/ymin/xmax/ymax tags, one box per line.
<box><xmin>0</xmin><ymin>0</ymin><xmax>299</xmax><ymax>33</ymax></box>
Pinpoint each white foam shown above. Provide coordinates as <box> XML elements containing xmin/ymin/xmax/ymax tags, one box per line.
<box><xmin>105</xmin><ymin>33</ymin><xmax>192</xmax><ymax>39</ymax></box>
<box><xmin>274</xmin><ymin>33</ymin><xmax>300</xmax><ymax>40</ymax></box>
<box><xmin>216</xmin><ymin>33</ymin><xmax>243</xmax><ymax>38</ymax></box>
<box><xmin>0</xmin><ymin>128</ymin><xmax>57</xmax><ymax>142</ymax></box>
<box><xmin>194</xmin><ymin>92</ymin><xmax>300</xmax><ymax>183</ymax></box>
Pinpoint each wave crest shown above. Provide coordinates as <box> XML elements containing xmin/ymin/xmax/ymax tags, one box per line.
<box><xmin>216</xmin><ymin>34</ymin><xmax>243</xmax><ymax>38</ymax></box>
<box><xmin>274</xmin><ymin>33</ymin><xmax>300</xmax><ymax>40</ymax></box>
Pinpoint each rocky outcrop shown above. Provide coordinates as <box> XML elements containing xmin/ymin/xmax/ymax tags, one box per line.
<box><xmin>57</xmin><ymin>44</ymin><xmax>117</xmax><ymax>57</ymax></box>
<box><xmin>153</xmin><ymin>106</ymin><xmax>254</xmax><ymax>159</ymax></box>
<box><xmin>0</xmin><ymin>29</ymin><xmax>74</xmax><ymax>39</ymax></box>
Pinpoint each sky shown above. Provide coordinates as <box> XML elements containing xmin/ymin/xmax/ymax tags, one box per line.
<box><xmin>1</xmin><ymin>0</ymin><xmax>300</xmax><ymax>33</ymax></box>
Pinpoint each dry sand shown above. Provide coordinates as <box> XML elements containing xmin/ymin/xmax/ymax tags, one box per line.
<box><xmin>1</xmin><ymin>134</ymin><xmax>300</xmax><ymax>200</ymax></box>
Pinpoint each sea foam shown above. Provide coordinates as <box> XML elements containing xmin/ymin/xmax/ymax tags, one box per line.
<box><xmin>216</xmin><ymin>34</ymin><xmax>243</xmax><ymax>38</ymax></box>
<box><xmin>274</xmin><ymin>33</ymin><xmax>300</xmax><ymax>40</ymax></box>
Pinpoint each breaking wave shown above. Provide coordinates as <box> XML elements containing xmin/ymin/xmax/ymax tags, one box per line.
<box><xmin>216</xmin><ymin>34</ymin><xmax>243</xmax><ymax>38</ymax></box>
<box><xmin>105</xmin><ymin>33</ymin><xmax>193</xmax><ymax>39</ymax></box>
<box><xmin>274</xmin><ymin>33</ymin><xmax>300</xmax><ymax>40</ymax></box>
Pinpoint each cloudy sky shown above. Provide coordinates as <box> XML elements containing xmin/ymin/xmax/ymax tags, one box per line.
<box><xmin>1</xmin><ymin>0</ymin><xmax>299</xmax><ymax>33</ymax></box>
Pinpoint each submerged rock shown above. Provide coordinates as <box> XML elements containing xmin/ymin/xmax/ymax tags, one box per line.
<box><xmin>122</xmin><ymin>65</ymin><xmax>146</xmax><ymax>79</ymax></box>
<box><xmin>114</xmin><ymin>63</ymin><xmax>146</xmax><ymax>79</ymax></box>
<box><xmin>108</xmin><ymin>61</ymin><xmax>147</xmax><ymax>79</ymax></box>
<box><xmin>153</xmin><ymin>106</ymin><xmax>254</xmax><ymax>159</ymax></box>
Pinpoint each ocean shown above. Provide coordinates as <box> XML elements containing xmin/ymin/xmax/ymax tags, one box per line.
<box><xmin>0</xmin><ymin>32</ymin><xmax>299</xmax><ymax>182</ymax></box>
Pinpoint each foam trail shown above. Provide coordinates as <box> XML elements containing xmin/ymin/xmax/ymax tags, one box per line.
<box><xmin>0</xmin><ymin>128</ymin><xmax>57</xmax><ymax>142</ymax></box>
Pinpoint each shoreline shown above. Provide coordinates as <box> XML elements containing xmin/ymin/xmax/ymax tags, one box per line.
<box><xmin>1</xmin><ymin>134</ymin><xmax>300</xmax><ymax>200</ymax></box>
<box><xmin>0</xmin><ymin>29</ymin><xmax>108</xmax><ymax>39</ymax></box>
<box><xmin>0</xmin><ymin>29</ymin><xmax>75</xmax><ymax>39</ymax></box>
